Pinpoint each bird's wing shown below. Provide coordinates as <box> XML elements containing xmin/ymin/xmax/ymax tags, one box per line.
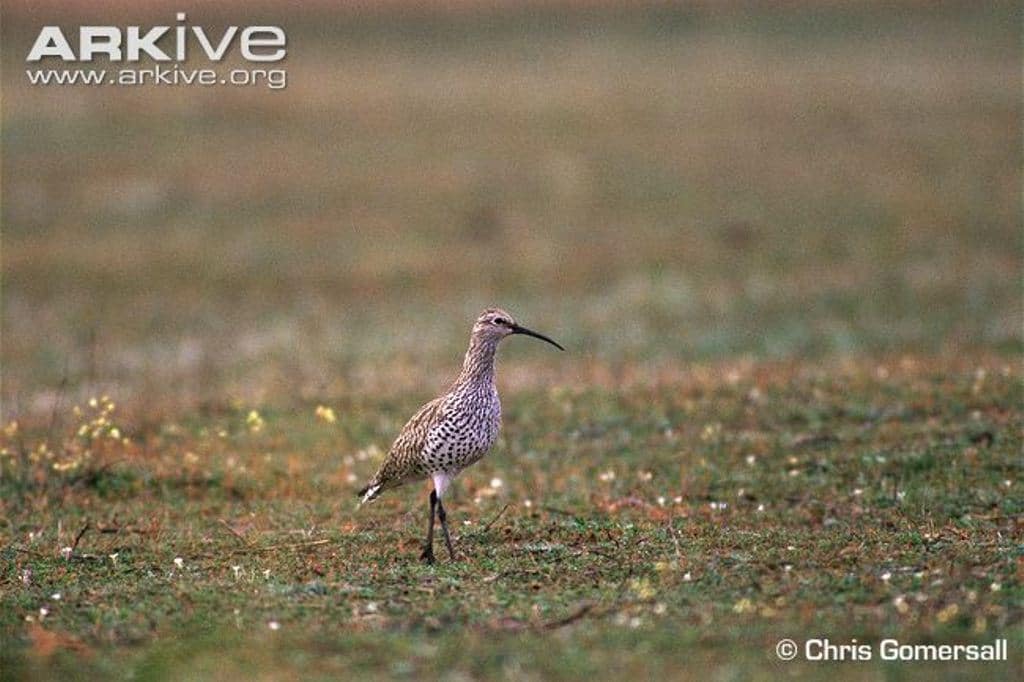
<box><xmin>388</xmin><ymin>396</ymin><xmax>447</xmax><ymax>466</ymax></box>
<box><xmin>358</xmin><ymin>396</ymin><xmax>447</xmax><ymax>503</ymax></box>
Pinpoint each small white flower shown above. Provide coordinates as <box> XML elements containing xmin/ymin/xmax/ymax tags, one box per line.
<box><xmin>267</xmin><ymin>620</ymin><xmax>280</xmax><ymax>630</ymax></box>
<box><xmin>881</xmin><ymin>572</ymin><xmax>892</xmax><ymax>582</ymax></box>
<box><xmin>60</xmin><ymin>547</ymin><xmax>72</xmax><ymax>560</ymax></box>
<box><xmin>784</xmin><ymin>565</ymin><xmax>793</xmax><ymax>572</ymax></box>
<box><xmin>365</xmin><ymin>602</ymin><xmax>379</xmax><ymax>613</ymax></box>
<box><xmin>657</xmin><ymin>496</ymin><xmax>666</xmax><ymax>507</ymax></box>
<box><xmin>263</xmin><ymin>569</ymin><xmax>271</xmax><ymax>580</ymax></box>
<box><xmin>108</xmin><ymin>553</ymin><xmax>119</xmax><ymax>566</ymax></box>
<box><xmin>682</xmin><ymin>572</ymin><xmax>692</xmax><ymax>582</ymax></box>
<box><xmin>599</xmin><ymin>470</ymin><xmax>616</xmax><ymax>482</ymax></box>
<box><xmin>489</xmin><ymin>477</ymin><xmax>503</xmax><ymax>489</ymax></box>
<box><xmin>232</xmin><ymin>565</ymin><xmax>242</xmax><ymax>579</ymax></box>
<box><xmin>50</xmin><ymin>593</ymin><xmax>61</xmax><ymax>601</ymax></box>
<box><xmin>39</xmin><ymin>607</ymin><xmax>49</xmax><ymax>618</ymax></box>
<box><xmin>853</xmin><ymin>488</ymin><xmax>863</xmax><ymax>497</ymax></box>
<box><xmin>990</xmin><ymin>582</ymin><xmax>1001</xmax><ymax>592</ymax></box>
<box><xmin>524</xmin><ymin>499</ymin><xmax>533</xmax><ymax>508</ymax></box>
<box><xmin>745</xmin><ymin>455</ymin><xmax>757</xmax><ymax>466</ymax></box>
<box><xmin>756</xmin><ymin>504</ymin><xmax>765</xmax><ymax>512</ymax></box>
<box><xmin>173</xmin><ymin>557</ymin><xmax>184</xmax><ymax>569</ymax></box>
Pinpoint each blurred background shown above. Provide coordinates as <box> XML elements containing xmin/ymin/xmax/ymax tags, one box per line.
<box><xmin>2</xmin><ymin>0</ymin><xmax>1020</xmax><ymax>421</ymax></box>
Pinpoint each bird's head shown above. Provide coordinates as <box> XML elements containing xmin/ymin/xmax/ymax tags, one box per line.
<box><xmin>473</xmin><ymin>308</ymin><xmax>564</xmax><ymax>351</ymax></box>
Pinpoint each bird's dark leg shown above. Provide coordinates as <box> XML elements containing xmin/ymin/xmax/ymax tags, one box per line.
<box><xmin>420</xmin><ymin>489</ymin><xmax>437</xmax><ymax>564</ymax></box>
<box><xmin>436</xmin><ymin>498</ymin><xmax>456</xmax><ymax>561</ymax></box>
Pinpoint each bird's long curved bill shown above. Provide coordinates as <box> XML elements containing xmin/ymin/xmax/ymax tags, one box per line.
<box><xmin>510</xmin><ymin>324</ymin><xmax>565</xmax><ymax>351</ymax></box>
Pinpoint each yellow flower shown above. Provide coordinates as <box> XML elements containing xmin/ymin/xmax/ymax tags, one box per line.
<box><xmin>733</xmin><ymin>598</ymin><xmax>756</xmax><ymax>614</ymax></box>
<box><xmin>246</xmin><ymin>410</ymin><xmax>265</xmax><ymax>432</ymax></box>
<box><xmin>629</xmin><ymin>578</ymin><xmax>656</xmax><ymax>600</ymax></box>
<box><xmin>315</xmin><ymin>405</ymin><xmax>337</xmax><ymax>424</ymax></box>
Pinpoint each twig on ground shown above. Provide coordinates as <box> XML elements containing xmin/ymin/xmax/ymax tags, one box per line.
<box><xmin>481</xmin><ymin>503</ymin><xmax>511</xmax><ymax>533</ymax></box>
<box><xmin>16</xmin><ymin>546</ymin><xmax>104</xmax><ymax>562</ymax></box>
<box><xmin>585</xmin><ymin>547</ymin><xmax>618</xmax><ymax>561</ymax></box>
<box><xmin>71</xmin><ymin>521</ymin><xmax>91</xmax><ymax>553</ymax></box>
<box><xmin>230</xmin><ymin>539</ymin><xmax>330</xmax><ymax>554</ymax></box>
<box><xmin>542</xmin><ymin>601</ymin><xmax>596</xmax><ymax>629</ymax></box>
<box><xmin>667</xmin><ymin>518</ymin><xmax>683</xmax><ymax>562</ymax></box>
<box><xmin>14</xmin><ymin>546</ymin><xmax>47</xmax><ymax>558</ymax></box>
<box><xmin>542</xmin><ymin>506</ymin><xmax>581</xmax><ymax>520</ymax></box>
<box><xmin>96</xmin><ymin>525</ymin><xmax>157</xmax><ymax>535</ymax></box>
<box><xmin>218</xmin><ymin>519</ymin><xmax>252</xmax><ymax>546</ymax></box>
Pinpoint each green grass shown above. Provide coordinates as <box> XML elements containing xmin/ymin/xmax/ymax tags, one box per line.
<box><xmin>1</xmin><ymin>358</ymin><xmax>1021</xmax><ymax>679</ymax></box>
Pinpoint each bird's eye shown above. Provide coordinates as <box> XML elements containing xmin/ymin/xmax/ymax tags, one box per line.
<box><xmin>493</xmin><ymin>317</ymin><xmax>508</xmax><ymax>326</ymax></box>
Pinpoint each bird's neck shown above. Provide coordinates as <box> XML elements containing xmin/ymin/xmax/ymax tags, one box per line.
<box><xmin>454</xmin><ymin>334</ymin><xmax>498</xmax><ymax>387</ymax></box>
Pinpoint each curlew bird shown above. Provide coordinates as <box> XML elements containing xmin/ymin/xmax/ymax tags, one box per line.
<box><xmin>356</xmin><ymin>308</ymin><xmax>564</xmax><ymax>563</ymax></box>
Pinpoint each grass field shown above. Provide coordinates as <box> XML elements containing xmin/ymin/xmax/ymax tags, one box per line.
<box><xmin>1</xmin><ymin>1</ymin><xmax>1021</xmax><ymax>679</ymax></box>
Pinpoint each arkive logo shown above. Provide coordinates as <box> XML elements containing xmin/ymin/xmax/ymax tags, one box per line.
<box><xmin>24</xmin><ymin>13</ymin><xmax>288</xmax><ymax>90</ymax></box>
<box><xmin>26</xmin><ymin>13</ymin><xmax>286</xmax><ymax>63</ymax></box>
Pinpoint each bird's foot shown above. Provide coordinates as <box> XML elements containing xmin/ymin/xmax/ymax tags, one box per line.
<box><xmin>419</xmin><ymin>547</ymin><xmax>436</xmax><ymax>564</ymax></box>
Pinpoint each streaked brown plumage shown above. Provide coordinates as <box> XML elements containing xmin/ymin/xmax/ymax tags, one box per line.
<box><xmin>356</xmin><ymin>307</ymin><xmax>563</xmax><ymax>563</ymax></box>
